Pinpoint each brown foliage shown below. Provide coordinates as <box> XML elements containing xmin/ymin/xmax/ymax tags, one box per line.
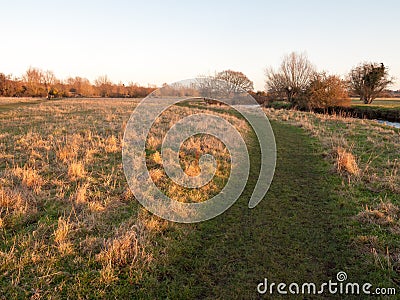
<box><xmin>298</xmin><ymin>73</ymin><xmax>350</xmax><ymax>109</ymax></box>
<box><xmin>0</xmin><ymin>68</ymin><xmax>156</xmax><ymax>98</ymax></box>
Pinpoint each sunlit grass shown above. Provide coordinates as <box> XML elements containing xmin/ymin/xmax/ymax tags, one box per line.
<box><xmin>0</xmin><ymin>97</ymin><xmax>244</xmax><ymax>298</ymax></box>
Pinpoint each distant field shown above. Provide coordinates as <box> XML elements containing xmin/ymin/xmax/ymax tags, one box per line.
<box><xmin>0</xmin><ymin>97</ymin><xmax>45</xmax><ymax>110</ymax></box>
<box><xmin>351</xmin><ymin>97</ymin><xmax>400</xmax><ymax>108</ymax></box>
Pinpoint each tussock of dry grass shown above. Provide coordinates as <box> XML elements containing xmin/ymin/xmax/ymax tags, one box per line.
<box><xmin>74</xmin><ymin>183</ymin><xmax>89</xmax><ymax>204</ymax></box>
<box><xmin>151</xmin><ymin>151</ymin><xmax>163</xmax><ymax>165</ymax></box>
<box><xmin>97</xmin><ymin>226</ymin><xmax>149</xmax><ymax>268</ymax></box>
<box><xmin>57</xmin><ymin>146</ymin><xmax>77</xmax><ymax>162</ymax></box>
<box><xmin>0</xmin><ymin>186</ymin><xmax>37</xmax><ymax>228</ymax></box>
<box><xmin>355</xmin><ymin>201</ymin><xmax>400</xmax><ymax>228</ymax></box>
<box><xmin>54</xmin><ymin>217</ymin><xmax>74</xmax><ymax>255</ymax></box>
<box><xmin>104</xmin><ymin>135</ymin><xmax>119</xmax><ymax>153</ymax></box>
<box><xmin>96</xmin><ymin>214</ymin><xmax>154</xmax><ymax>284</ymax></box>
<box><xmin>13</xmin><ymin>166</ymin><xmax>44</xmax><ymax>193</ymax></box>
<box><xmin>335</xmin><ymin>146</ymin><xmax>360</xmax><ymax>176</ymax></box>
<box><xmin>68</xmin><ymin>161</ymin><xmax>86</xmax><ymax>180</ymax></box>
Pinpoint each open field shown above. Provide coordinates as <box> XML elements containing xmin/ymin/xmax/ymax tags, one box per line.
<box><xmin>1</xmin><ymin>98</ymin><xmax>400</xmax><ymax>298</ymax></box>
<box><xmin>0</xmin><ymin>98</ymin><xmax>253</xmax><ymax>298</ymax></box>
<box><xmin>351</xmin><ymin>98</ymin><xmax>400</xmax><ymax>108</ymax></box>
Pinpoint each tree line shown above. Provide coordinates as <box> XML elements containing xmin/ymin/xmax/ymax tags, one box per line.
<box><xmin>0</xmin><ymin>55</ymin><xmax>396</xmax><ymax>107</ymax></box>
<box><xmin>205</xmin><ymin>53</ymin><xmax>395</xmax><ymax>108</ymax></box>
<box><xmin>0</xmin><ymin>68</ymin><xmax>156</xmax><ymax>99</ymax></box>
<box><xmin>264</xmin><ymin>52</ymin><xmax>395</xmax><ymax>108</ymax></box>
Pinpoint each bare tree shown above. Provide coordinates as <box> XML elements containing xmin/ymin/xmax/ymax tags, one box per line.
<box><xmin>348</xmin><ymin>62</ymin><xmax>394</xmax><ymax>104</ymax></box>
<box><xmin>42</xmin><ymin>70</ymin><xmax>57</xmax><ymax>99</ymax></box>
<box><xmin>95</xmin><ymin>75</ymin><xmax>112</xmax><ymax>97</ymax></box>
<box><xmin>196</xmin><ymin>76</ymin><xmax>222</xmax><ymax>99</ymax></box>
<box><xmin>66</xmin><ymin>77</ymin><xmax>93</xmax><ymax>97</ymax></box>
<box><xmin>215</xmin><ymin>70</ymin><xmax>254</xmax><ymax>93</ymax></box>
<box><xmin>265</xmin><ymin>52</ymin><xmax>315</xmax><ymax>103</ymax></box>
<box><xmin>23</xmin><ymin>67</ymin><xmax>45</xmax><ymax>97</ymax></box>
<box><xmin>0</xmin><ymin>73</ymin><xmax>6</xmax><ymax>96</ymax></box>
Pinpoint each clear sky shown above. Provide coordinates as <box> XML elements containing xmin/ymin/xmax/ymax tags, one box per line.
<box><xmin>1</xmin><ymin>0</ymin><xmax>399</xmax><ymax>90</ymax></box>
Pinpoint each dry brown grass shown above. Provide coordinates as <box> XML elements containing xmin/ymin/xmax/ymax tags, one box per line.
<box><xmin>0</xmin><ymin>186</ymin><xmax>37</xmax><ymax>228</ymax></box>
<box><xmin>335</xmin><ymin>146</ymin><xmax>360</xmax><ymax>176</ymax></box>
<box><xmin>57</xmin><ymin>146</ymin><xmax>77</xmax><ymax>162</ymax></box>
<box><xmin>151</xmin><ymin>151</ymin><xmax>163</xmax><ymax>165</ymax></box>
<box><xmin>104</xmin><ymin>135</ymin><xmax>119</xmax><ymax>153</ymax></box>
<box><xmin>13</xmin><ymin>166</ymin><xmax>44</xmax><ymax>193</ymax></box>
<box><xmin>74</xmin><ymin>183</ymin><xmax>89</xmax><ymax>204</ymax></box>
<box><xmin>54</xmin><ymin>217</ymin><xmax>74</xmax><ymax>255</ymax></box>
<box><xmin>96</xmin><ymin>213</ymin><xmax>154</xmax><ymax>284</ymax></box>
<box><xmin>68</xmin><ymin>161</ymin><xmax>86</xmax><ymax>180</ymax></box>
<box><xmin>264</xmin><ymin>107</ymin><xmax>399</xmax><ymax>192</ymax></box>
<box><xmin>355</xmin><ymin>201</ymin><xmax>400</xmax><ymax>228</ymax></box>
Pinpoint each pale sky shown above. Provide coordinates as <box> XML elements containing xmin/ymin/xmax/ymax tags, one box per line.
<box><xmin>1</xmin><ymin>0</ymin><xmax>399</xmax><ymax>90</ymax></box>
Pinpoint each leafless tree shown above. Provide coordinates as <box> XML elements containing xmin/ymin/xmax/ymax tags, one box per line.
<box><xmin>66</xmin><ymin>77</ymin><xmax>93</xmax><ymax>97</ymax></box>
<box><xmin>42</xmin><ymin>70</ymin><xmax>57</xmax><ymax>99</ymax></box>
<box><xmin>95</xmin><ymin>75</ymin><xmax>112</xmax><ymax>97</ymax></box>
<box><xmin>348</xmin><ymin>62</ymin><xmax>394</xmax><ymax>104</ymax></box>
<box><xmin>265</xmin><ymin>52</ymin><xmax>315</xmax><ymax>103</ymax></box>
<box><xmin>215</xmin><ymin>70</ymin><xmax>254</xmax><ymax>93</ymax></box>
<box><xmin>23</xmin><ymin>67</ymin><xmax>45</xmax><ymax>97</ymax></box>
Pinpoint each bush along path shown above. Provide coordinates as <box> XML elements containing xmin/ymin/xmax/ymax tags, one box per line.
<box><xmin>140</xmin><ymin>118</ymin><xmax>395</xmax><ymax>299</ymax></box>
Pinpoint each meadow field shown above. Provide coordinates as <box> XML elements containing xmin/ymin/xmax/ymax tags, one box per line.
<box><xmin>0</xmin><ymin>97</ymin><xmax>399</xmax><ymax>298</ymax></box>
<box><xmin>351</xmin><ymin>98</ymin><xmax>400</xmax><ymax>108</ymax></box>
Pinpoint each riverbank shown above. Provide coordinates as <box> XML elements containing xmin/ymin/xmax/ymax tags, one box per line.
<box><xmin>266</xmin><ymin>98</ymin><xmax>400</xmax><ymax>123</ymax></box>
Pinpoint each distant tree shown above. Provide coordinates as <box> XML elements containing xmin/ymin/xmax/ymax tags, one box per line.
<box><xmin>299</xmin><ymin>73</ymin><xmax>350</xmax><ymax>109</ymax></box>
<box><xmin>112</xmin><ymin>81</ymin><xmax>127</xmax><ymax>97</ymax></box>
<box><xmin>265</xmin><ymin>52</ymin><xmax>315</xmax><ymax>103</ymax></box>
<box><xmin>23</xmin><ymin>67</ymin><xmax>45</xmax><ymax>97</ymax></box>
<box><xmin>0</xmin><ymin>73</ymin><xmax>6</xmax><ymax>96</ymax></box>
<box><xmin>249</xmin><ymin>90</ymin><xmax>269</xmax><ymax>105</ymax></box>
<box><xmin>348</xmin><ymin>62</ymin><xmax>394</xmax><ymax>104</ymax></box>
<box><xmin>6</xmin><ymin>76</ymin><xmax>26</xmax><ymax>97</ymax></box>
<box><xmin>66</xmin><ymin>77</ymin><xmax>93</xmax><ymax>97</ymax></box>
<box><xmin>215</xmin><ymin>70</ymin><xmax>254</xmax><ymax>93</ymax></box>
<box><xmin>42</xmin><ymin>70</ymin><xmax>57</xmax><ymax>99</ymax></box>
<box><xmin>95</xmin><ymin>75</ymin><xmax>113</xmax><ymax>97</ymax></box>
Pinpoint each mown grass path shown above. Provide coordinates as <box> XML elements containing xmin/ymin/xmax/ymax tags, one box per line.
<box><xmin>144</xmin><ymin>120</ymin><xmax>378</xmax><ymax>299</ymax></box>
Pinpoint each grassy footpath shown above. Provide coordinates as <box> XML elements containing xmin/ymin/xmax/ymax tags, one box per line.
<box><xmin>140</xmin><ymin>120</ymin><xmax>392</xmax><ymax>299</ymax></box>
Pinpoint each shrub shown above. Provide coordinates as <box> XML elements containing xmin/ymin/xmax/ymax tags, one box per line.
<box><xmin>297</xmin><ymin>73</ymin><xmax>350</xmax><ymax>109</ymax></box>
